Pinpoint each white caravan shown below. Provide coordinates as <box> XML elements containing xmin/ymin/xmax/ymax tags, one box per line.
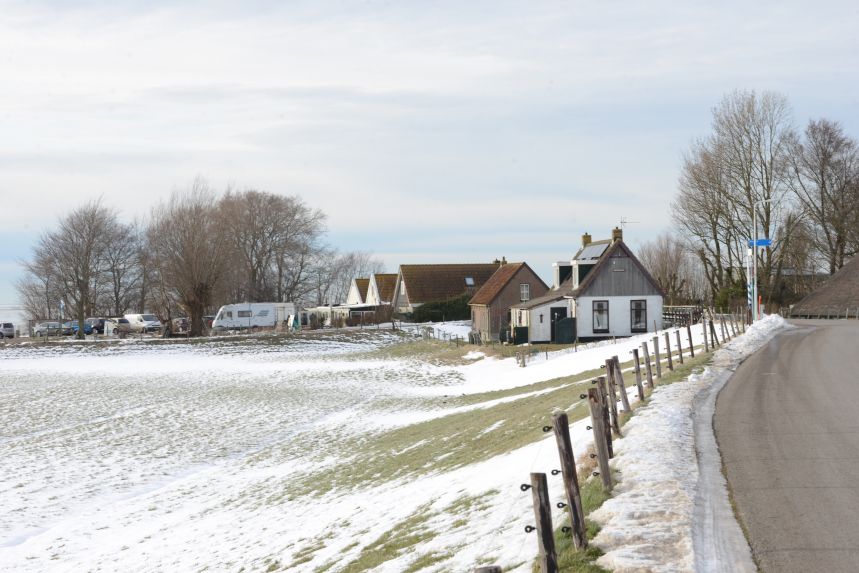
<box><xmin>211</xmin><ymin>302</ymin><xmax>296</xmax><ymax>331</ymax></box>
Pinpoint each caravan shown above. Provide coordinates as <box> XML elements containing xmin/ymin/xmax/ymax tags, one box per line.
<box><xmin>211</xmin><ymin>302</ymin><xmax>297</xmax><ymax>331</ymax></box>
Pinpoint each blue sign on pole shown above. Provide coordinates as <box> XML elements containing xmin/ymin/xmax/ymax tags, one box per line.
<box><xmin>747</xmin><ymin>239</ymin><xmax>773</xmax><ymax>247</ymax></box>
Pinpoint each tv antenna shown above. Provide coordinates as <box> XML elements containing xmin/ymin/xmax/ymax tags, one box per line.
<box><xmin>620</xmin><ymin>216</ymin><xmax>639</xmax><ymax>229</ymax></box>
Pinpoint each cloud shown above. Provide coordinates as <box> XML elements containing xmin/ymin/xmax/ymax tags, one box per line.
<box><xmin>0</xmin><ymin>0</ymin><xmax>857</xmax><ymax>303</ymax></box>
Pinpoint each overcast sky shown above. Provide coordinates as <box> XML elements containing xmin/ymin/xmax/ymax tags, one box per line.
<box><xmin>2</xmin><ymin>0</ymin><xmax>858</xmax><ymax>306</ymax></box>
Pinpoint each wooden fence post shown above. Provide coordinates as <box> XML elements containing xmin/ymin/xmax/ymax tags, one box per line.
<box><xmin>631</xmin><ymin>348</ymin><xmax>645</xmax><ymax>400</ymax></box>
<box><xmin>720</xmin><ymin>318</ymin><xmax>728</xmax><ymax>342</ymax></box>
<box><xmin>594</xmin><ymin>377</ymin><xmax>614</xmax><ymax>456</ymax></box>
<box><xmin>675</xmin><ymin>330</ymin><xmax>684</xmax><ymax>364</ymax></box>
<box><xmin>612</xmin><ymin>356</ymin><xmax>631</xmax><ymax>412</ymax></box>
<box><xmin>552</xmin><ymin>411</ymin><xmax>588</xmax><ymax>550</ymax></box>
<box><xmin>664</xmin><ymin>332</ymin><xmax>673</xmax><ymax>371</ymax></box>
<box><xmin>587</xmin><ymin>388</ymin><xmax>612</xmax><ymax>490</ymax></box>
<box><xmin>702</xmin><ymin>320</ymin><xmax>709</xmax><ymax>352</ymax></box>
<box><xmin>709</xmin><ymin>320</ymin><xmax>719</xmax><ymax>348</ymax></box>
<box><xmin>686</xmin><ymin>323</ymin><xmax>695</xmax><ymax>357</ymax></box>
<box><xmin>530</xmin><ymin>472</ymin><xmax>559</xmax><ymax>573</ymax></box>
<box><xmin>641</xmin><ymin>342</ymin><xmax>654</xmax><ymax>387</ymax></box>
<box><xmin>652</xmin><ymin>336</ymin><xmax>662</xmax><ymax>379</ymax></box>
<box><xmin>598</xmin><ymin>375</ymin><xmax>621</xmax><ymax>438</ymax></box>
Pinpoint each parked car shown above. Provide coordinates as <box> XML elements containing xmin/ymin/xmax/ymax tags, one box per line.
<box><xmin>108</xmin><ymin>317</ymin><xmax>132</xmax><ymax>336</ymax></box>
<box><xmin>0</xmin><ymin>322</ymin><xmax>14</xmax><ymax>338</ymax></box>
<box><xmin>85</xmin><ymin>317</ymin><xmax>107</xmax><ymax>334</ymax></box>
<box><xmin>124</xmin><ymin>313</ymin><xmax>163</xmax><ymax>333</ymax></box>
<box><xmin>62</xmin><ymin>320</ymin><xmax>93</xmax><ymax>336</ymax></box>
<box><xmin>34</xmin><ymin>321</ymin><xmax>62</xmax><ymax>337</ymax></box>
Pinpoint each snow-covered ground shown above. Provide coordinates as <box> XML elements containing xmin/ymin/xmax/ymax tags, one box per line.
<box><xmin>0</xmin><ymin>319</ymin><xmax>782</xmax><ymax>572</ymax></box>
<box><xmin>591</xmin><ymin>314</ymin><xmax>786</xmax><ymax>572</ymax></box>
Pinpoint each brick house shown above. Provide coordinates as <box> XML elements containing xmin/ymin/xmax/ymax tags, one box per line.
<box><xmin>468</xmin><ymin>262</ymin><xmax>549</xmax><ymax>341</ymax></box>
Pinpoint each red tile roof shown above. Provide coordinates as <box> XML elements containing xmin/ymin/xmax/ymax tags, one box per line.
<box><xmin>374</xmin><ymin>273</ymin><xmax>398</xmax><ymax>303</ymax></box>
<box><xmin>469</xmin><ymin>263</ymin><xmax>548</xmax><ymax>305</ymax></box>
<box><xmin>400</xmin><ymin>263</ymin><xmax>501</xmax><ymax>304</ymax></box>
<box><xmin>355</xmin><ymin>278</ymin><xmax>370</xmax><ymax>302</ymax></box>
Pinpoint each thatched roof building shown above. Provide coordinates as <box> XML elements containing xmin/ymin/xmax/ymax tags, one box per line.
<box><xmin>791</xmin><ymin>257</ymin><xmax>859</xmax><ymax>318</ymax></box>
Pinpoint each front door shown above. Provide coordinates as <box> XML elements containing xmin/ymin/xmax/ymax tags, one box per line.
<box><xmin>550</xmin><ymin>307</ymin><xmax>567</xmax><ymax>343</ymax></box>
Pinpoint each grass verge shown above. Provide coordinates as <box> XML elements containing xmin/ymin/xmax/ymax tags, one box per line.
<box><xmin>545</xmin><ymin>349</ymin><xmax>714</xmax><ymax>572</ymax></box>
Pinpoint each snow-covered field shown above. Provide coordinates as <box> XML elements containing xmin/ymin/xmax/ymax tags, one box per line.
<box><xmin>0</xmin><ymin>318</ymin><xmax>784</xmax><ymax>572</ymax></box>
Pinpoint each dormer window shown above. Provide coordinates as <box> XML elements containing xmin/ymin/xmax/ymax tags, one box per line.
<box><xmin>465</xmin><ymin>277</ymin><xmax>475</xmax><ymax>286</ymax></box>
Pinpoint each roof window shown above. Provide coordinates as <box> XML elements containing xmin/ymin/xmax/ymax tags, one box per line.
<box><xmin>465</xmin><ymin>277</ymin><xmax>475</xmax><ymax>286</ymax></box>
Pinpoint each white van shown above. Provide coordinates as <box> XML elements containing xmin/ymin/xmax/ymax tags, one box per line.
<box><xmin>212</xmin><ymin>302</ymin><xmax>296</xmax><ymax>331</ymax></box>
<box><xmin>124</xmin><ymin>313</ymin><xmax>163</xmax><ymax>333</ymax></box>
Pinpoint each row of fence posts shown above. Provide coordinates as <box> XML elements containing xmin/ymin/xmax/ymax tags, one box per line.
<box><xmin>475</xmin><ymin>314</ymin><xmax>748</xmax><ymax>573</ymax></box>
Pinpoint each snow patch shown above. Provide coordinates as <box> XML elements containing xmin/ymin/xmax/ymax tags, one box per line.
<box><xmin>591</xmin><ymin>315</ymin><xmax>786</xmax><ymax>572</ymax></box>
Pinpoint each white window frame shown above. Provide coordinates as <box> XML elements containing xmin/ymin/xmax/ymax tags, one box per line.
<box><xmin>520</xmin><ymin>283</ymin><xmax>531</xmax><ymax>302</ymax></box>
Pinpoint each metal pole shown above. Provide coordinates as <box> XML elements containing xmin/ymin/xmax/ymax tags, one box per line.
<box><xmin>753</xmin><ymin>207</ymin><xmax>758</xmax><ymax>322</ymax></box>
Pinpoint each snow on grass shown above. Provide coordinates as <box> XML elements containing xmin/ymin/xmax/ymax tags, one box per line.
<box><xmin>0</xmin><ymin>318</ymin><xmax>760</xmax><ymax>572</ymax></box>
<box><xmin>590</xmin><ymin>315</ymin><xmax>786</xmax><ymax>573</ymax></box>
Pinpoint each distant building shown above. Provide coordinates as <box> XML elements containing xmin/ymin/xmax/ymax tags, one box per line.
<box><xmin>789</xmin><ymin>256</ymin><xmax>859</xmax><ymax>318</ymax></box>
<box><xmin>346</xmin><ymin>278</ymin><xmax>371</xmax><ymax>305</ymax></box>
<box><xmin>468</xmin><ymin>262</ymin><xmax>548</xmax><ymax>342</ymax></box>
<box><xmin>391</xmin><ymin>263</ymin><xmax>502</xmax><ymax>315</ymax></box>
<box><xmin>511</xmin><ymin>228</ymin><xmax>664</xmax><ymax>343</ymax></box>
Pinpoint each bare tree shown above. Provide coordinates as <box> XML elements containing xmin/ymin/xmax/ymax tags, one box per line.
<box><xmin>637</xmin><ymin>233</ymin><xmax>698</xmax><ymax>305</ymax></box>
<box><xmin>787</xmin><ymin>119</ymin><xmax>859</xmax><ymax>273</ymax></box>
<box><xmin>33</xmin><ymin>201</ymin><xmax>116</xmax><ymax>337</ymax></box>
<box><xmin>16</xmin><ymin>249</ymin><xmax>61</xmax><ymax>321</ymax></box>
<box><xmin>100</xmin><ymin>219</ymin><xmax>143</xmax><ymax>316</ymax></box>
<box><xmin>219</xmin><ymin>190</ymin><xmax>327</xmax><ymax>303</ymax></box>
<box><xmin>674</xmin><ymin>90</ymin><xmax>797</xmax><ymax>307</ymax></box>
<box><xmin>147</xmin><ymin>180</ymin><xmax>231</xmax><ymax>336</ymax></box>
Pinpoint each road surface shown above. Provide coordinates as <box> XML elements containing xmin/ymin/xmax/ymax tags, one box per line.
<box><xmin>715</xmin><ymin>319</ymin><xmax>859</xmax><ymax>572</ymax></box>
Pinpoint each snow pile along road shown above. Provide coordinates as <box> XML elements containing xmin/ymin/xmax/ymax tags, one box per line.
<box><xmin>590</xmin><ymin>315</ymin><xmax>787</xmax><ymax>572</ymax></box>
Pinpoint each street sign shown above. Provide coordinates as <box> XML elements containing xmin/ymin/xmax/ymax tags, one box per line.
<box><xmin>747</xmin><ymin>238</ymin><xmax>773</xmax><ymax>247</ymax></box>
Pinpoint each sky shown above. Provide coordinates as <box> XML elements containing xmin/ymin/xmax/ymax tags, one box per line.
<box><xmin>1</xmin><ymin>0</ymin><xmax>858</xmax><ymax>306</ymax></box>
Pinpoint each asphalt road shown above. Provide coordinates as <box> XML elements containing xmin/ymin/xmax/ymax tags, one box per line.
<box><xmin>715</xmin><ymin>319</ymin><xmax>859</xmax><ymax>572</ymax></box>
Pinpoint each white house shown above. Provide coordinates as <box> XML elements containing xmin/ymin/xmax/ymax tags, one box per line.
<box><xmin>511</xmin><ymin>228</ymin><xmax>664</xmax><ymax>343</ymax></box>
<box><xmin>346</xmin><ymin>278</ymin><xmax>370</xmax><ymax>305</ymax></box>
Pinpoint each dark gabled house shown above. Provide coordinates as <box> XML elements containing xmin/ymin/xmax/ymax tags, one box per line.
<box><xmin>468</xmin><ymin>262</ymin><xmax>549</xmax><ymax>342</ymax></box>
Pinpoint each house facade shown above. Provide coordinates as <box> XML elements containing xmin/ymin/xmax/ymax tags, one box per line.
<box><xmin>366</xmin><ymin>273</ymin><xmax>398</xmax><ymax>306</ymax></box>
<box><xmin>391</xmin><ymin>263</ymin><xmax>502</xmax><ymax>315</ymax></box>
<box><xmin>511</xmin><ymin>229</ymin><xmax>664</xmax><ymax>343</ymax></box>
<box><xmin>345</xmin><ymin>278</ymin><xmax>370</xmax><ymax>305</ymax></box>
<box><xmin>469</xmin><ymin>262</ymin><xmax>549</xmax><ymax>341</ymax></box>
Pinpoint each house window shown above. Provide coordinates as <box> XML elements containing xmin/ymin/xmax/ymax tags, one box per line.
<box><xmin>630</xmin><ymin>300</ymin><xmax>647</xmax><ymax>333</ymax></box>
<box><xmin>593</xmin><ymin>300</ymin><xmax>609</xmax><ymax>333</ymax></box>
<box><xmin>238</xmin><ymin>310</ymin><xmax>252</xmax><ymax>318</ymax></box>
<box><xmin>465</xmin><ymin>277</ymin><xmax>475</xmax><ymax>286</ymax></box>
<box><xmin>520</xmin><ymin>283</ymin><xmax>531</xmax><ymax>301</ymax></box>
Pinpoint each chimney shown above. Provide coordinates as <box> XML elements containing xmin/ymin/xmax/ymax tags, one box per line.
<box><xmin>582</xmin><ymin>232</ymin><xmax>592</xmax><ymax>247</ymax></box>
<box><xmin>612</xmin><ymin>227</ymin><xmax>623</xmax><ymax>243</ymax></box>
<box><xmin>501</xmin><ymin>256</ymin><xmax>507</xmax><ymax>265</ymax></box>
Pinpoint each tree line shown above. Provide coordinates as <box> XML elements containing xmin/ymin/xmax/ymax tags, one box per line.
<box><xmin>17</xmin><ymin>179</ymin><xmax>383</xmax><ymax>336</ymax></box>
<box><xmin>640</xmin><ymin>90</ymin><xmax>858</xmax><ymax>310</ymax></box>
